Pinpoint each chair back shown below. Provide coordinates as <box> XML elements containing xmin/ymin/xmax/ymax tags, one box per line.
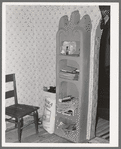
<box><xmin>5</xmin><ymin>74</ymin><xmax>18</xmax><ymax>104</ymax></box>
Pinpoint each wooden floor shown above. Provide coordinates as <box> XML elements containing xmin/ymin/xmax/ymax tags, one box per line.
<box><xmin>5</xmin><ymin>117</ymin><xmax>109</xmax><ymax>143</ymax></box>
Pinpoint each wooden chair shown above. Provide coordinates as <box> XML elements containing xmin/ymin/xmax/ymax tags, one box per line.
<box><xmin>5</xmin><ymin>74</ymin><xmax>39</xmax><ymax>142</ymax></box>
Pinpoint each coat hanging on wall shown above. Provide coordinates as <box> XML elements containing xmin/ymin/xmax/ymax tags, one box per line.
<box><xmin>97</xmin><ymin>6</ymin><xmax>110</xmax><ymax>120</ymax></box>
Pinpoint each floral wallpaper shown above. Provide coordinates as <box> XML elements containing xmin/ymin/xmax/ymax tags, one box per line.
<box><xmin>5</xmin><ymin>4</ymin><xmax>101</xmax><ymax>127</ymax></box>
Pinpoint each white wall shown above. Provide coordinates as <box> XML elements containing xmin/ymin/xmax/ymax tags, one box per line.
<box><xmin>5</xmin><ymin>5</ymin><xmax>101</xmax><ymax>117</ymax></box>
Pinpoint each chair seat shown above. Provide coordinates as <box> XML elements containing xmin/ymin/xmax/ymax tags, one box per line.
<box><xmin>6</xmin><ymin>104</ymin><xmax>39</xmax><ymax>119</ymax></box>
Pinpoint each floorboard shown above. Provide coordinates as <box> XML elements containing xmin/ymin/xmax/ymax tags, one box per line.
<box><xmin>5</xmin><ymin>117</ymin><xmax>109</xmax><ymax>143</ymax></box>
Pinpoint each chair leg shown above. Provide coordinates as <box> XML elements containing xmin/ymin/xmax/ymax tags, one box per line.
<box><xmin>15</xmin><ymin>118</ymin><xmax>17</xmax><ymax>128</ymax></box>
<box><xmin>33</xmin><ymin>111</ymin><xmax>38</xmax><ymax>134</ymax></box>
<box><xmin>18</xmin><ymin>118</ymin><xmax>23</xmax><ymax>142</ymax></box>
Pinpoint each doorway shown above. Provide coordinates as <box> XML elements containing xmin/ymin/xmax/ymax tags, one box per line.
<box><xmin>97</xmin><ymin>6</ymin><xmax>110</xmax><ymax>122</ymax></box>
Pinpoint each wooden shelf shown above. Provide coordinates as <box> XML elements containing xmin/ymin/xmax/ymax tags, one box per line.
<box><xmin>57</xmin><ymin>54</ymin><xmax>80</xmax><ymax>64</ymax></box>
<box><xmin>55</xmin><ymin>10</ymin><xmax>92</xmax><ymax>143</ymax></box>
<box><xmin>58</xmin><ymin>77</ymin><xmax>79</xmax><ymax>85</ymax></box>
<box><xmin>56</xmin><ymin>111</ymin><xmax>77</xmax><ymax>122</ymax></box>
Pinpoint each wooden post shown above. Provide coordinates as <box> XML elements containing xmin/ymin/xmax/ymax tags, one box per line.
<box><xmin>86</xmin><ymin>20</ymin><xmax>102</xmax><ymax>140</ymax></box>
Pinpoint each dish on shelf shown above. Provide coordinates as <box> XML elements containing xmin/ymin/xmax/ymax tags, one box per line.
<box><xmin>59</xmin><ymin>71</ymin><xmax>79</xmax><ymax>80</ymax></box>
<box><xmin>59</xmin><ymin>66</ymin><xmax>79</xmax><ymax>80</ymax></box>
<box><xmin>60</xmin><ymin>66</ymin><xmax>78</xmax><ymax>73</ymax></box>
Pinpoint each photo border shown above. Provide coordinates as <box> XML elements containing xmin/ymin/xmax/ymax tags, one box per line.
<box><xmin>1</xmin><ymin>0</ymin><xmax>120</xmax><ymax>148</ymax></box>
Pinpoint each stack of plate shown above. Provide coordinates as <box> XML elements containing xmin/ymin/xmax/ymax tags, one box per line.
<box><xmin>59</xmin><ymin>66</ymin><xmax>79</xmax><ymax>80</ymax></box>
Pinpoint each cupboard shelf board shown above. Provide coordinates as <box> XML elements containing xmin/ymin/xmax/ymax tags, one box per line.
<box><xmin>57</xmin><ymin>77</ymin><xmax>80</xmax><ymax>85</ymax></box>
<box><xmin>55</xmin><ymin>111</ymin><xmax>78</xmax><ymax>122</ymax></box>
<box><xmin>57</xmin><ymin>54</ymin><xmax>80</xmax><ymax>63</ymax></box>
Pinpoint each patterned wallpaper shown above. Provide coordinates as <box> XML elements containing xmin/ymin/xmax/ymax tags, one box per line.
<box><xmin>5</xmin><ymin>5</ymin><xmax>101</xmax><ymax>119</ymax></box>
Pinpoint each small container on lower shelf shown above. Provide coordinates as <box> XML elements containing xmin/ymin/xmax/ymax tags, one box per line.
<box><xmin>55</xmin><ymin>116</ymin><xmax>78</xmax><ymax>142</ymax></box>
<box><xmin>57</xmin><ymin>96</ymin><xmax>78</xmax><ymax>116</ymax></box>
